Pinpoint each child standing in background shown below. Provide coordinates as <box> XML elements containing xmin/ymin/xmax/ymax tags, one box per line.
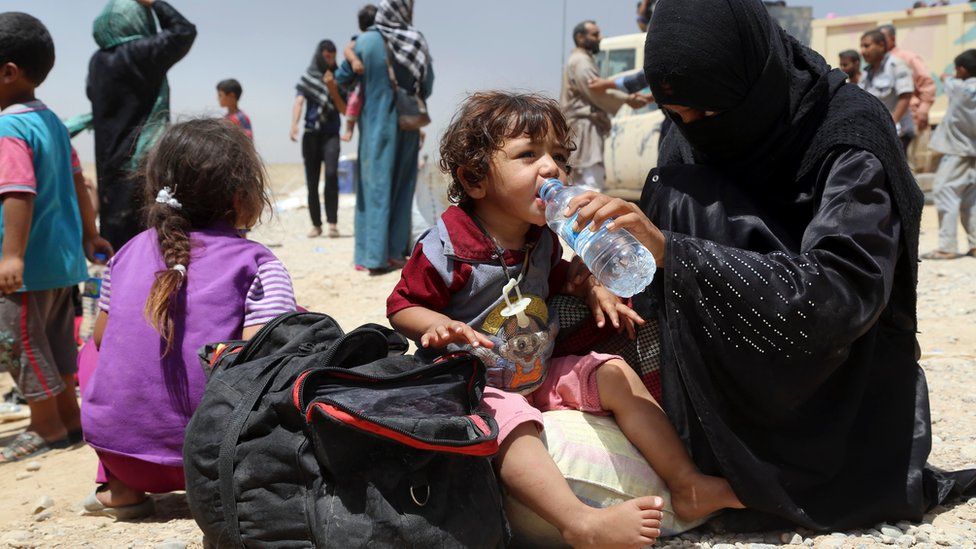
<box><xmin>217</xmin><ymin>78</ymin><xmax>253</xmax><ymax>139</ymax></box>
<box><xmin>341</xmin><ymin>4</ymin><xmax>377</xmax><ymax>142</ymax></box>
<box><xmin>0</xmin><ymin>12</ymin><xmax>112</xmax><ymax>462</ymax></box>
<box><xmin>81</xmin><ymin>119</ymin><xmax>296</xmax><ymax>518</ymax></box>
<box><xmin>924</xmin><ymin>49</ymin><xmax>976</xmax><ymax>259</ymax></box>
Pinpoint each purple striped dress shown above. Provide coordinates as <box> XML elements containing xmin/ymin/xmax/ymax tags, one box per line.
<box><xmin>82</xmin><ymin>225</ymin><xmax>296</xmax><ymax>466</ymax></box>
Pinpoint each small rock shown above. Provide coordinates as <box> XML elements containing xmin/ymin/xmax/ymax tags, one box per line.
<box><xmin>788</xmin><ymin>533</ymin><xmax>803</xmax><ymax>545</ymax></box>
<box><xmin>24</xmin><ymin>461</ymin><xmax>41</xmax><ymax>472</ymax></box>
<box><xmin>915</xmin><ymin>531</ymin><xmax>930</xmax><ymax>543</ymax></box>
<box><xmin>14</xmin><ymin>472</ymin><xmax>30</xmax><ymax>481</ymax></box>
<box><xmin>154</xmin><ymin>541</ymin><xmax>187</xmax><ymax>549</ymax></box>
<box><xmin>2</xmin><ymin>529</ymin><xmax>32</xmax><ymax>549</ymax></box>
<box><xmin>896</xmin><ymin>534</ymin><xmax>915</xmax><ymax>547</ymax></box>
<box><xmin>819</xmin><ymin>538</ymin><xmax>845</xmax><ymax>549</ymax></box>
<box><xmin>33</xmin><ymin>509</ymin><xmax>53</xmax><ymax>522</ymax></box>
<box><xmin>881</xmin><ymin>535</ymin><xmax>895</xmax><ymax>544</ymax></box>
<box><xmin>711</xmin><ymin>544</ymin><xmax>735</xmax><ymax>549</ymax></box>
<box><xmin>897</xmin><ymin>521</ymin><xmax>913</xmax><ymax>531</ymax></box>
<box><xmin>802</xmin><ymin>538</ymin><xmax>814</xmax><ymax>547</ymax></box>
<box><xmin>32</xmin><ymin>495</ymin><xmax>53</xmax><ymax>514</ymax></box>
<box><xmin>746</xmin><ymin>544</ymin><xmax>776</xmax><ymax>549</ymax></box>
<box><xmin>881</xmin><ymin>524</ymin><xmax>903</xmax><ymax>538</ymax></box>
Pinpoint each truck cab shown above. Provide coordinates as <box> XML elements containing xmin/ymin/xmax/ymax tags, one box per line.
<box><xmin>596</xmin><ymin>33</ymin><xmax>667</xmax><ymax>201</ymax></box>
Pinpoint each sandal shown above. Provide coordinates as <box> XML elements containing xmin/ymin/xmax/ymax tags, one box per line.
<box><xmin>328</xmin><ymin>225</ymin><xmax>340</xmax><ymax>238</ymax></box>
<box><xmin>307</xmin><ymin>226</ymin><xmax>322</xmax><ymax>238</ymax></box>
<box><xmin>82</xmin><ymin>487</ymin><xmax>155</xmax><ymax>520</ymax></box>
<box><xmin>921</xmin><ymin>250</ymin><xmax>957</xmax><ymax>260</ymax></box>
<box><xmin>0</xmin><ymin>431</ymin><xmax>69</xmax><ymax>463</ymax></box>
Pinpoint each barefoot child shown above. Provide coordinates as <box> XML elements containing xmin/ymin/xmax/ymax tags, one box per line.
<box><xmin>0</xmin><ymin>12</ymin><xmax>113</xmax><ymax>462</ymax></box>
<box><xmin>341</xmin><ymin>4</ymin><xmax>376</xmax><ymax>142</ymax></box>
<box><xmin>387</xmin><ymin>91</ymin><xmax>743</xmax><ymax>547</ymax></box>
<box><xmin>217</xmin><ymin>78</ymin><xmax>253</xmax><ymax>139</ymax></box>
<box><xmin>80</xmin><ymin>119</ymin><xmax>296</xmax><ymax>518</ymax></box>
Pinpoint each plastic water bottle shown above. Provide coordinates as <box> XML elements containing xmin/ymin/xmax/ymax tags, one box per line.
<box><xmin>539</xmin><ymin>179</ymin><xmax>656</xmax><ymax>298</ymax></box>
<box><xmin>80</xmin><ymin>253</ymin><xmax>107</xmax><ymax>341</ymax></box>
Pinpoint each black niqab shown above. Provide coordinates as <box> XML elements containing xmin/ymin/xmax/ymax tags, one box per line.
<box><xmin>644</xmin><ymin>0</ymin><xmax>833</xmax><ymax>182</ymax></box>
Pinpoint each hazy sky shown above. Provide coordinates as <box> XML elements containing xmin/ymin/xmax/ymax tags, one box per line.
<box><xmin>6</xmin><ymin>0</ymin><xmax>921</xmax><ymax>164</ymax></box>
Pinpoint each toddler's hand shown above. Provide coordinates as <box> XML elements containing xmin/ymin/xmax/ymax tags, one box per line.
<box><xmin>420</xmin><ymin>321</ymin><xmax>494</xmax><ymax>350</ymax></box>
<box><xmin>0</xmin><ymin>256</ymin><xmax>25</xmax><ymax>294</ymax></box>
<box><xmin>352</xmin><ymin>59</ymin><xmax>365</xmax><ymax>74</ymax></box>
<box><xmin>586</xmin><ymin>281</ymin><xmax>645</xmax><ymax>340</ymax></box>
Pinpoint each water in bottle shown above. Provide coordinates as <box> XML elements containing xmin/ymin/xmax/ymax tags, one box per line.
<box><xmin>538</xmin><ymin>179</ymin><xmax>656</xmax><ymax>298</ymax></box>
<box><xmin>80</xmin><ymin>253</ymin><xmax>108</xmax><ymax>341</ymax></box>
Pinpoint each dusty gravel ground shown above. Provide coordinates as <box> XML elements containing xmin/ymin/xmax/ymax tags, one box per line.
<box><xmin>1</xmin><ymin>165</ymin><xmax>974</xmax><ymax>548</ymax></box>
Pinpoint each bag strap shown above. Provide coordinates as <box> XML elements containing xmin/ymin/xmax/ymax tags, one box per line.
<box><xmin>383</xmin><ymin>40</ymin><xmax>422</xmax><ymax>97</ymax></box>
<box><xmin>217</xmin><ymin>359</ymin><xmax>284</xmax><ymax>547</ymax></box>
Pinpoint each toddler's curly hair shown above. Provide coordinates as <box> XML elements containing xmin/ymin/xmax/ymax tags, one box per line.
<box><xmin>439</xmin><ymin>91</ymin><xmax>575</xmax><ymax>205</ymax></box>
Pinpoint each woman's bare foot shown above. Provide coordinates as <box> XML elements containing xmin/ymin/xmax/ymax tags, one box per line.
<box><xmin>95</xmin><ymin>479</ymin><xmax>147</xmax><ymax>508</ymax></box>
<box><xmin>562</xmin><ymin>496</ymin><xmax>664</xmax><ymax>549</ymax></box>
<box><xmin>670</xmin><ymin>474</ymin><xmax>744</xmax><ymax>522</ymax></box>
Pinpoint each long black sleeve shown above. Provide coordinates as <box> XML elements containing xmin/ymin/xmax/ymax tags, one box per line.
<box><xmin>661</xmin><ymin>150</ymin><xmax>900</xmax><ymax>415</ymax></box>
<box><xmin>128</xmin><ymin>1</ymin><xmax>197</xmax><ymax>73</ymax></box>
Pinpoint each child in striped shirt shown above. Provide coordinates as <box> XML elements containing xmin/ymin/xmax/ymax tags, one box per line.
<box><xmin>79</xmin><ymin>118</ymin><xmax>296</xmax><ymax>519</ymax></box>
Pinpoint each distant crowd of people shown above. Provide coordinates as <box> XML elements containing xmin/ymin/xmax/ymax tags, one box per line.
<box><xmin>838</xmin><ymin>25</ymin><xmax>975</xmax><ymax>259</ymax></box>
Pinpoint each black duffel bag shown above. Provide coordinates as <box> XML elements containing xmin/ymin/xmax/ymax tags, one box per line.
<box><xmin>184</xmin><ymin>312</ymin><xmax>509</xmax><ymax>548</ymax></box>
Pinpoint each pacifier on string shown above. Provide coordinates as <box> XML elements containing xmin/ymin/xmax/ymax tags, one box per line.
<box><xmin>500</xmin><ymin>278</ymin><xmax>532</xmax><ymax>328</ymax></box>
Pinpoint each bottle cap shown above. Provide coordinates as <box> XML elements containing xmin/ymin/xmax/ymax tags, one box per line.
<box><xmin>538</xmin><ymin>178</ymin><xmax>564</xmax><ymax>201</ymax></box>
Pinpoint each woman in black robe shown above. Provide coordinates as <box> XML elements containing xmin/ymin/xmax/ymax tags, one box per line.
<box><xmin>87</xmin><ymin>0</ymin><xmax>196</xmax><ymax>249</ymax></box>
<box><xmin>566</xmin><ymin>0</ymin><xmax>971</xmax><ymax>531</ymax></box>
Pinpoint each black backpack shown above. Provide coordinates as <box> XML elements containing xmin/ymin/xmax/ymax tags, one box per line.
<box><xmin>183</xmin><ymin>312</ymin><xmax>509</xmax><ymax>548</ymax></box>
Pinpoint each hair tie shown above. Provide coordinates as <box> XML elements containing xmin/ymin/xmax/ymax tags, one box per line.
<box><xmin>171</xmin><ymin>264</ymin><xmax>187</xmax><ymax>277</ymax></box>
<box><xmin>155</xmin><ymin>187</ymin><xmax>182</xmax><ymax>209</ymax></box>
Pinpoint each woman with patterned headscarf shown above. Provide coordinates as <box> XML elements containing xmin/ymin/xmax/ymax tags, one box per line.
<box><xmin>335</xmin><ymin>0</ymin><xmax>434</xmax><ymax>274</ymax></box>
<box><xmin>86</xmin><ymin>0</ymin><xmax>196</xmax><ymax>249</ymax></box>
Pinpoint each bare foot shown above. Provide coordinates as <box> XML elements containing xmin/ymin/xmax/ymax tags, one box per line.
<box><xmin>95</xmin><ymin>479</ymin><xmax>148</xmax><ymax>508</ymax></box>
<box><xmin>562</xmin><ymin>496</ymin><xmax>664</xmax><ymax>549</ymax></box>
<box><xmin>670</xmin><ymin>474</ymin><xmax>744</xmax><ymax>522</ymax></box>
<box><xmin>341</xmin><ymin>132</ymin><xmax>353</xmax><ymax>142</ymax></box>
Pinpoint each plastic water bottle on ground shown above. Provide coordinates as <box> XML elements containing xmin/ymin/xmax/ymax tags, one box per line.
<box><xmin>80</xmin><ymin>253</ymin><xmax>107</xmax><ymax>341</ymax></box>
<box><xmin>538</xmin><ymin>179</ymin><xmax>656</xmax><ymax>298</ymax></box>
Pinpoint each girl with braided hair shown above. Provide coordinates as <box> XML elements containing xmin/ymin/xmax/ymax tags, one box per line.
<box><xmin>79</xmin><ymin>118</ymin><xmax>297</xmax><ymax>519</ymax></box>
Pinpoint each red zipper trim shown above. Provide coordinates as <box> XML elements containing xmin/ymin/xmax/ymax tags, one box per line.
<box><xmin>310</xmin><ymin>403</ymin><xmax>498</xmax><ymax>457</ymax></box>
<box><xmin>293</xmin><ymin>369</ymin><xmax>313</xmax><ymax>409</ymax></box>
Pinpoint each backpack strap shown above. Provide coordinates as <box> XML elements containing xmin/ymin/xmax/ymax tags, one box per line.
<box><xmin>217</xmin><ymin>360</ymin><xmax>282</xmax><ymax>546</ymax></box>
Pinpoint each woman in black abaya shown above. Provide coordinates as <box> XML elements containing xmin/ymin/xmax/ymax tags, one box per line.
<box><xmin>566</xmin><ymin>0</ymin><xmax>972</xmax><ymax>531</ymax></box>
